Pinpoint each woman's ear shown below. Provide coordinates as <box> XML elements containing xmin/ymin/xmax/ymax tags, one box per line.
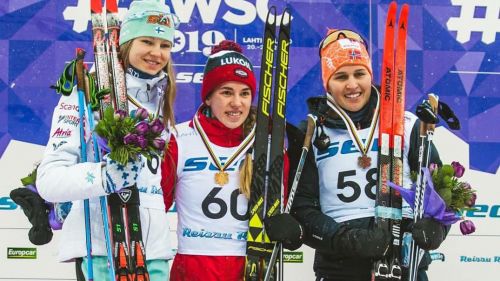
<box><xmin>205</xmin><ymin>93</ymin><xmax>212</xmax><ymax>107</ymax></box>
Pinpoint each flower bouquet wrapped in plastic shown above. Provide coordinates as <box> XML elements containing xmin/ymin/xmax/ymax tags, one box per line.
<box><xmin>389</xmin><ymin>161</ymin><xmax>477</xmax><ymax>235</ymax></box>
<box><xmin>94</xmin><ymin>107</ymin><xmax>166</xmax><ymax>165</ymax></box>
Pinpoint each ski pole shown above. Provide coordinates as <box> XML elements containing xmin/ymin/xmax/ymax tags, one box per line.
<box><xmin>263</xmin><ymin>114</ymin><xmax>317</xmax><ymax>281</ymax></box>
<box><xmin>83</xmin><ymin>59</ymin><xmax>116</xmax><ymax>281</ymax></box>
<box><xmin>408</xmin><ymin>93</ymin><xmax>439</xmax><ymax>281</ymax></box>
<box><xmin>75</xmin><ymin>48</ymin><xmax>95</xmax><ymax>281</ymax></box>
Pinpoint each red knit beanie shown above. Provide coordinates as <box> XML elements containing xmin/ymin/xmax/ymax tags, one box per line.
<box><xmin>201</xmin><ymin>40</ymin><xmax>256</xmax><ymax>102</ymax></box>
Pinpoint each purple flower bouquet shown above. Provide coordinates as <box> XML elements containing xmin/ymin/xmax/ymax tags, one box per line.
<box><xmin>94</xmin><ymin>107</ymin><xmax>166</xmax><ymax>165</ymax></box>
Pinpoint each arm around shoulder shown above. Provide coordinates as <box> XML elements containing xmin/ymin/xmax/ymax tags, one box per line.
<box><xmin>161</xmin><ymin>133</ymin><xmax>178</xmax><ymax>211</ymax></box>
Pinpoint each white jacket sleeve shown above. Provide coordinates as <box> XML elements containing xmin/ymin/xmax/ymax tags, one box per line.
<box><xmin>36</xmin><ymin>90</ymin><xmax>107</xmax><ymax>202</ymax></box>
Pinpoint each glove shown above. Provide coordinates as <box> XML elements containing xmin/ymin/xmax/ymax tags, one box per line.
<box><xmin>333</xmin><ymin>226</ymin><xmax>391</xmax><ymax>259</ymax></box>
<box><xmin>264</xmin><ymin>213</ymin><xmax>303</xmax><ymax>250</ymax></box>
<box><xmin>10</xmin><ymin>188</ymin><xmax>53</xmax><ymax>245</ymax></box>
<box><xmin>412</xmin><ymin>218</ymin><xmax>445</xmax><ymax>250</ymax></box>
<box><xmin>102</xmin><ymin>155</ymin><xmax>141</xmax><ymax>194</ymax></box>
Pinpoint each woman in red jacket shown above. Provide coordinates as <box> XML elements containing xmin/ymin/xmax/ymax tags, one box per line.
<box><xmin>161</xmin><ymin>40</ymin><xmax>298</xmax><ymax>280</ymax></box>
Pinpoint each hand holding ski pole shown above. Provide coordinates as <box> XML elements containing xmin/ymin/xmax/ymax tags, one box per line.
<box><xmin>102</xmin><ymin>154</ymin><xmax>141</xmax><ymax>194</ymax></box>
<box><xmin>411</xmin><ymin>218</ymin><xmax>445</xmax><ymax>250</ymax></box>
<box><xmin>264</xmin><ymin>214</ymin><xmax>303</xmax><ymax>250</ymax></box>
<box><xmin>263</xmin><ymin>114</ymin><xmax>316</xmax><ymax>281</ymax></box>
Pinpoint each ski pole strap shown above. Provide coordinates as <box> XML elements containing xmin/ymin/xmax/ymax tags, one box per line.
<box><xmin>437</xmin><ymin>101</ymin><xmax>460</xmax><ymax>130</ymax></box>
<box><xmin>86</xmin><ymin>73</ymin><xmax>111</xmax><ymax>111</ymax></box>
<box><xmin>51</xmin><ymin>59</ymin><xmax>76</xmax><ymax>96</ymax></box>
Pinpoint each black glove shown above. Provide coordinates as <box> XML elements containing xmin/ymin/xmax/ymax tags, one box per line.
<box><xmin>10</xmin><ymin>188</ymin><xmax>53</xmax><ymax>245</ymax></box>
<box><xmin>412</xmin><ymin>218</ymin><xmax>445</xmax><ymax>250</ymax></box>
<box><xmin>264</xmin><ymin>213</ymin><xmax>303</xmax><ymax>250</ymax></box>
<box><xmin>333</xmin><ymin>226</ymin><xmax>391</xmax><ymax>259</ymax></box>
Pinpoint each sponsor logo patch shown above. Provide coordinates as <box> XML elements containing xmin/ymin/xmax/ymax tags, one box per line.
<box><xmin>52</xmin><ymin>127</ymin><xmax>72</xmax><ymax>138</ymax></box>
<box><xmin>147</xmin><ymin>14</ymin><xmax>171</xmax><ymax>27</ymax></box>
<box><xmin>283</xmin><ymin>251</ymin><xmax>303</xmax><ymax>263</ymax></box>
<box><xmin>7</xmin><ymin>248</ymin><xmax>37</xmax><ymax>259</ymax></box>
<box><xmin>235</xmin><ymin>69</ymin><xmax>248</xmax><ymax>78</ymax></box>
<box><xmin>58</xmin><ymin>115</ymin><xmax>80</xmax><ymax>126</ymax></box>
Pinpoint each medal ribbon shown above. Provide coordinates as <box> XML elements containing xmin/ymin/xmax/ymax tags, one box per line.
<box><xmin>325</xmin><ymin>87</ymin><xmax>380</xmax><ymax>156</ymax></box>
<box><xmin>193</xmin><ymin>112</ymin><xmax>255</xmax><ymax>175</ymax></box>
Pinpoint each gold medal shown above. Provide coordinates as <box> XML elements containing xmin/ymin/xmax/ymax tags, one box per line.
<box><xmin>215</xmin><ymin>170</ymin><xmax>229</xmax><ymax>186</ymax></box>
<box><xmin>358</xmin><ymin>154</ymin><xmax>372</xmax><ymax>169</ymax></box>
<box><xmin>193</xmin><ymin>110</ymin><xmax>255</xmax><ymax>188</ymax></box>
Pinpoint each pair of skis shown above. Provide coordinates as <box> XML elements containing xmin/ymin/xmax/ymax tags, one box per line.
<box><xmin>244</xmin><ymin>7</ymin><xmax>291</xmax><ymax>281</ymax></box>
<box><xmin>73</xmin><ymin>1</ymin><xmax>149</xmax><ymax>280</ymax></box>
<box><xmin>373</xmin><ymin>2</ymin><xmax>409</xmax><ymax>281</ymax></box>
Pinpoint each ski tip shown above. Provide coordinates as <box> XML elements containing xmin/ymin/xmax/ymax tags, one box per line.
<box><xmin>386</xmin><ymin>2</ymin><xmax>397</xmax><ymax>28</ymax></box>
<box><xmin>266</xmin><ymin>6</ymin><xmax>277</xmax><ymax>25</ymax></box>
<box><xmin>389</xmin><ymin>1</ymin><xmax>397</xmax><ymax>11</ymax></box>
<box><xmin>399</xmin><ymin>4</ymin><xmax>410</xmax><ymax>20</ymax></box>
<box><xmin>281</xmin><ymin>9</ymin><xmax>291</xmax><ymax>26</ymax></box>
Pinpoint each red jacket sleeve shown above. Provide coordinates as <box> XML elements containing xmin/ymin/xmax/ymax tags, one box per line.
<box><xmin>161</xmin><ymin>134</ymin><xmax>178</xmax><ymax>212</ymax></box>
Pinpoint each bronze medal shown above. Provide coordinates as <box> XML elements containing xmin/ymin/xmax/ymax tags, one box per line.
<box><xmin>326</xmin><ymin>92</ymin><xmax>380</xmax><ymax>172</ymax></box>
<box><xmin>215</xmin><ymin>170</ymin><xmax>229</xmax><ymax>186</ymax></box>
<box><xmin>358</xmin><ymin>154</ymin><xmax>372</xmax><ymax>169</ymax></box>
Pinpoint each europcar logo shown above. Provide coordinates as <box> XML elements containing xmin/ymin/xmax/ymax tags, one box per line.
<box><xmin>283</xmin><ymin>251</ymin><xmax>303</xmax><ymax>263</ymax></box>
<box><xmin>7</xmin><ymin>248</ymin><xmax>37</xmax><ymax>259</ymax></box>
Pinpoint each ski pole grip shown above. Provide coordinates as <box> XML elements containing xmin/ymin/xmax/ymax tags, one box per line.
<box><xmin>419</xmin><ymin>93</ymin><xmax>439</xmax><ymax>135</ymax></box>
<box><xmin>75</xmin><ymin>48</ymin><xmax>86</xmax><ymax>92</ymax></box>
<box><xmin>304</xmin><ymin>114</ymin><xmax>317</xmax><ymax>150</ymax></box>
<box><xmin>427</xmin><ymin>93</ymin><xmax>439</xmax><ymax>132</ymax></box>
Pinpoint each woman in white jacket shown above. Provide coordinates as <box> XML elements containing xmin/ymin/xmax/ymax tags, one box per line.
<box><xmin>36</xmin><ymin>0</ymin><xmax>178</xmax><ymax>280</ymax></box>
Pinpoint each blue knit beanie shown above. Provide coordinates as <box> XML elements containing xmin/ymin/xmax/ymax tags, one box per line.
<box><xmin>119</xmin><ymin>0</ymin><xmax>178</xmax><ymax>46</ymax></box>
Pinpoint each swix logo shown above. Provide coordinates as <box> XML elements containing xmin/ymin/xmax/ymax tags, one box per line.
<box><xmin>147</xmin><ymin>14</ymin><xmax>171</xmax><ymax>27</ymax></box>
<box><xmin>64</xmin><ymin>0</ymin><xmax>287</xmax><ymax>33</ymax></box>
<box><xmin>316</xmin><ymin>138</ymin><xmax>378</xmax><ymax>162</ymax></box>
<box><xmin>183</xmin><ymin>157</ymin><xmax>244</xmax><ymax>172</ymax></box>
<box><xmin>52</xmin><ymin>127</ymin><xmax>72</xmax><ymax>138</ymax></box>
